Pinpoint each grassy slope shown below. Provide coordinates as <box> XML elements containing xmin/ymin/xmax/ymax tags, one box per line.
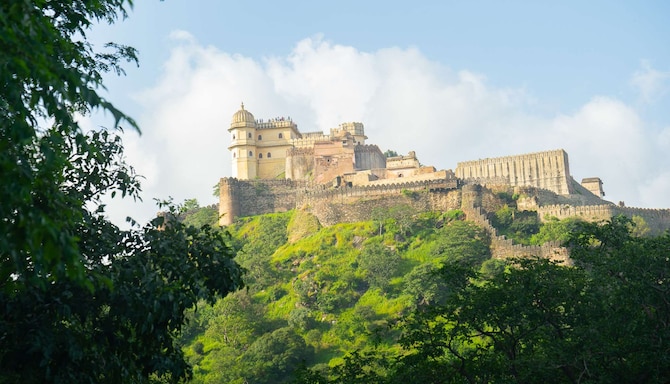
<box><xmin>181</xmin><ymin>209</ymin><xmax>491</xmax><ymax>382</ymax></box>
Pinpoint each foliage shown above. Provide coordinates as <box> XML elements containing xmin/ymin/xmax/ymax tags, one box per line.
<box><xmin>229</xmin><ymin>212</ymin><xmax>292</xmax><ymax>289</ymax></box>
<box><xmin>179</xmin><ymin>199</ymin><xmax>219</xmax><ymax>228</ymax></box>
<box><xmin>402</xmin><ymin>262</ymin><xmax>453</xmax><ymax>308</ymax></box>
<box><xmin>529</xmin><ymin>216</ymin><xmax>584</xmax><ymax>245</ymax></box>
<box><xmin>630</xmin><ymin>214</ymin><xmax>651</xmax><ymax>237</ymax></box>
<box><xmin>383</xmin><ymin>150</ymin><xmax>399</xmax><ymax>158</ymax></box>
<box><xmin>1</xmin><ymin>0</ymin><xmax>139</xmax><ymax>293</ymax></box>
<box><xmin>0</xmin><ymin>1</ymin><xmax>244</xmax><ymax>382</ymax></box>
<box><xmin>490</xmin><ymin>205</ymin><xmax>539</xmax><ymax>244</ymax></box>
<box><xmin>430</xmin><ymin>220</ymin><xmax>490</xmax><ymax>267</ymax></box>
<box><xmin>357</xmin><ymin>242</ymin><xmax>401</xmax><ymax>292</ymax></box>
<box><xmin>296</xmin><ymin>215</ymin><xmax>670</xmax><ymax>384</ymax></box>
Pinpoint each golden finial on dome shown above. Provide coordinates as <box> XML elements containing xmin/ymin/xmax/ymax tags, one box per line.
<box><xmin>241</xmin><ymin>102</ymin><xmax>245</xmax><ymax>110</ymax></box>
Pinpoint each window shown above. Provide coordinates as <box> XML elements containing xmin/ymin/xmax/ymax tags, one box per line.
<box><xmin>278</xmin><ymin>133</ymin><xmax>283</xmax><ymax>139</ymax></box>
<box><xmin>259</xmin><ymin>153</ymin><xmax>263</xmax><ymax>159</ymax></box>
<box><xmin>248</xmin><ymin>151</ymin><xmax>253</xmax><ymax>157</ymax></box>
<box><xmin>232</xmin><ymin>134</ymin><xmax>236</xmax><ymax>140</ymax></box>
<box><xmin>233</xmin><ymin>152</ymin><xmax>236</xmax><ymax>158</ymax></box>
<box><xmin>267</xmin><ymin>152</ymin><xmax>271</xmax><ymax>158</ymax></box>
<box><xmin>258</xmin><ymin>134</ymin><xmax>262</xmax><ymax>140</ymax></box>
<box><xmin>248</xmin><ymin>132</ymin><xmax>252</xmax><ymax>139</ymax></box>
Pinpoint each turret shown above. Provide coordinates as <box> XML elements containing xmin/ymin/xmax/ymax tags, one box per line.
<box><xmin>228</xmin><ymin>103</ymin><xmax>257</xmax><ymax>179</ymax></box>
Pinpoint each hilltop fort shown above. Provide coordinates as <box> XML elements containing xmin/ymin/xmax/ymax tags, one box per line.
<box><xmin>219</xmin><ymin>104</ymin><xmax>670</xmax><ymax>255</ymax></box>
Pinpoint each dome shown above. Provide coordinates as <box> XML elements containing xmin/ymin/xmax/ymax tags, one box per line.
<box><xmin>231</xmin><ymin>102</ymin><xmax>255</xmax><ymax>125</ymax></box>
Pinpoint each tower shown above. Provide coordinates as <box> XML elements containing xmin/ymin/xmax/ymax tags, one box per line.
<box><xmin>228</xmin><ymin>103</ymin><xmax>257</xmax><ymax>179</ymax></box>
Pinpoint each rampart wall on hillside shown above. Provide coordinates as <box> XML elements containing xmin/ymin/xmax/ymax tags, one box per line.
<box><xmin>302</xmin><ymin>178</ymin><xmax>461</xmax><ymax>226</ymax></box>
<box><xmin>456</xmin><ymin>149</ymin><xmax>573</xmax><ymax>195</ymax></box>
<box><xmin>219</xmin><ymin>178</ymin><xmax>311</xmax><ymax>225</ymax></box>
<box><xmin>537</xmin><ymin>204</ymin><xmax>670</xmax><ymax>234</ymax></box>
<box><xmin>461</xmin><ymin>184</ymin><xmax>569</xmax><ymax>262</ymax></box>
<box><xmin>219</xmin><ymin>177</ymin><xmax>460</xmax><ymax>226</ymax></box>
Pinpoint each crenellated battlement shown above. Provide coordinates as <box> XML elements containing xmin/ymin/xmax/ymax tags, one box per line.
<box><xmin>456</xmin><ymin>149</ymin><xmax>572</xmax><ymax>195</ymax></box>
<box><xmin>537</xmin><ymin>203</ymin><xmax>670</xmax><ymax>233</ymax></box>
<box><xmin>354</xmin><ymin>144</ymin><xmax>383</xmax><ymax>153</ymax></box>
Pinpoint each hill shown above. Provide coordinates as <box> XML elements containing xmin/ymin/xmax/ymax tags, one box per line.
<box><xmin>178</xmin><ymin>208</ymin><xmax>497</xmax><ymax>383</ymax></box>
<box><xmin>176</xmin><ymin>192</ymin><xmax>670</xmax><ymax>384</ymax></box>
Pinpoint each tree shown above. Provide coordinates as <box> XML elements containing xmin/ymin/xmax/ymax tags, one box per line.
<box><xmin>383</xmin><ymin>149</ymin><xmax>399</xmax><ymax>158</ymax></box>
<box><xmin>410</xmin><ymin>217</ymin><xmax>670</xmax><ymax>383</ymax></box>
<box><xmin>431</xmin><ymin>220</ymin><xmax>490</xmax><ymax>267</ymax></box>
<box><xmin>629</xmin><ymin>214</ymin><xmax>651</xmax><ymax>237</ymax></box>
<box><xmin>530</xmin><ymin>216</ymin><xmax>583</xmax><ymax>245</ymax></box>
<box><xmin>1</xmin><ymin>1</ymin><xmax>244</xmax><ymax>382</ymax></box>
<box><xmin>358</xmin><ymin>242</ymin><xmax>401</xmax><ymax>292</ymax></box>
<box><xmin>310</xmin><ymin>216</ymin><xmax>670</xmax><ymax>384</ymax></box>
<box><xmin>241</xmin><ymin>327</ymin><xmax>313</xmax><ymax>384</ymax></box>
<box><xmin>179</xmin><ymin>199</ymin><xmax>219</xmax><ymax>228</ymax></box>
<box><xmin>402</xmin><ymin>262</ymin><xmax>453</xmax><ymax>308</ymax></box>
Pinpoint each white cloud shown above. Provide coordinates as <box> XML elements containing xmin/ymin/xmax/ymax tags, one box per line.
<box><xmin>105</xmin><ymin>35</ymin><xmax>670</xmax><ymax>226</ymax></box>
<box><xmin>630</xmin><ymin>60</ymin><xmax>670</xmax><ymax>103</ymax></box>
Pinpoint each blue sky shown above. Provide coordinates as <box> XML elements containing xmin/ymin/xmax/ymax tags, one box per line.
<box><xmin>87</xmin><ymin>1</ymin><xmax>670</xmax><ymax>225</ymax></box>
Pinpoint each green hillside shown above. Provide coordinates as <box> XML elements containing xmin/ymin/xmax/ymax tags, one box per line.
<box><xmin>178</xmin><ymin>209</ymin><xmax>493</xmax><ymax>382</ymax></box>
<box><xmin>178</xmin><ymin>207</ymin><xmax>670</xmax><ymax>384</ymax></box>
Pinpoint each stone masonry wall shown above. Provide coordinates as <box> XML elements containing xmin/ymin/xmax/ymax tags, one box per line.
<box><xmin>219</xmin><ymin>178</ymin><xmax>311</xmax><ymax>225</ymax></box>
<box><xmin>460</xmin><ymin>184</ymin><xmax>569</xmax><ymax>262</ymax></box>
<box><xmin>305</xmin><ymin>188</ymin><xmax>461</xmax><ymax>226</ymax></box>
<box><xmin>354</xmin><ymin>144</ymin><xmax>386</xmax><ymax>171</ymax></box>
<box><xmin>220</xmin><ymin>176</ymin><xmax>461</xmax><ymax>226</ymax></box>
<box><xmin>537</xmin><ymin>203</ymin><xmax>670</xmax><ymax>234</ymax></box>
<box><xmin>456</xmin><ymin>149</ymin><xmax>573</xmax><ymax>195</ymax></box>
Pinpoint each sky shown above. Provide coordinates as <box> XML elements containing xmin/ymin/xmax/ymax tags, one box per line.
<box><xmin>85</xmin><ymin>1</ymin><xmax>670</xmax><ymax>226</ymax></box>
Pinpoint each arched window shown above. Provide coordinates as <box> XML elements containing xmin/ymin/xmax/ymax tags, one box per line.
<box><xmin>248</xmin><ymin>151</ymin><xmax>253</xmax><ymax>157</ymax></box>
<box><xmin>267</xmin><ymin>152</ymin><xmax>271</xmax><ymax>158</ymax></box>
<box><xmin>248</xmin><ymin>132</ymin><xmax>252</xmax><ymax>139</ymax></box>
<box><xmin>232</xmin><ymin>134</ymin><xmax>236</xmax><ymax>140</ymax></box>
<box><xmin>258</xmin><ymin>134</ymin><xmax>262</xmax><ymax>140</ymax></box>
<box><xmin>233</xmin><ymin>152</ymin><xmax>236</xmax><ymax>158</ymax></box>
<box><xmin>259</xmin><ymin>153</ymin><xmax>263</xmax><ymax>159</ymax></box>
<box><xmin>278</xmin><ymin>133</ymin><xmax>283</xmax><ymax>139</ymax></box>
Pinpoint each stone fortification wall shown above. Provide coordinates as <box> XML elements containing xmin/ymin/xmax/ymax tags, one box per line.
<box><xmin>362</xmin><ymin>170</ymin><xmax>455</xmax><ymax>187</ymax></box>
<box><xmin>538</xmin><ymin>203</ymin><xmax>670</xmax><ymax>234</ymax></box>
<box><xmin>618</xmin><ymin>207</ymin><xmax>670</xmax><ymax>232</ymax></box>
<box><xmin>219</xmin><ymin>178</ymin><xmax>311</xmax><ymax>225</ymax></box>
<box><xmin>460</xmin><ymin>186</ymin><xmax>569</xmax><ymax>262</ymax></box>
<box><xmin>220</xmin><ymin>177</ymin><xmax>461</xmax><ymax>226</ymax></box>
<box><xmin>354</xmin><ymin>144</ymin><xmax>386</xmax><ymax>171</ymax></box>
<box><xmin>303</xmin><ymin>182</ymin><xmax>461</xmax><ymax>226</ymax></box>
<box><xmin>302</xmin><ymin>178</ymin><xmax>459</xmax><ymax>202</ymax></box>
<box><xmin>286</xmin><ymin>147</ymin><xmax>314</xmax><ymax>180</ymax></box>
<box><xmin>456</xmin><ymin>149</ymin><xmax>573</xmax><ymax>195</ymax></box>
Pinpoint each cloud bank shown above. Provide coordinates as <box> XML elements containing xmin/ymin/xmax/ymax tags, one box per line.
<box><xmin>106</xmin><ymin>33</ymin><xmax>670</xmax><ymax>225</ymax></box>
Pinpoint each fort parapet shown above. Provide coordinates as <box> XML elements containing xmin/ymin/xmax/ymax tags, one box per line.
<box><xmin>456</xmin><ymin>149</ymin><xmax>573</xmax><ymax>195</ymax></box>
<box><xmin>219</xmin><ymin>176</ymin><xmax>460</xmax><ymax>226</ymax></box>
<box><xmin>537</xmin><ymin>203</ymin><xmax>670</xmax><ymax>234</ymax></box>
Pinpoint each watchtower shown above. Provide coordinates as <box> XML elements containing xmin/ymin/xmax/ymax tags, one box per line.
<box><xmin>228</xmin><ymin>103</ymin><xmax>258</xmax><ymax>179</ymax></box>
